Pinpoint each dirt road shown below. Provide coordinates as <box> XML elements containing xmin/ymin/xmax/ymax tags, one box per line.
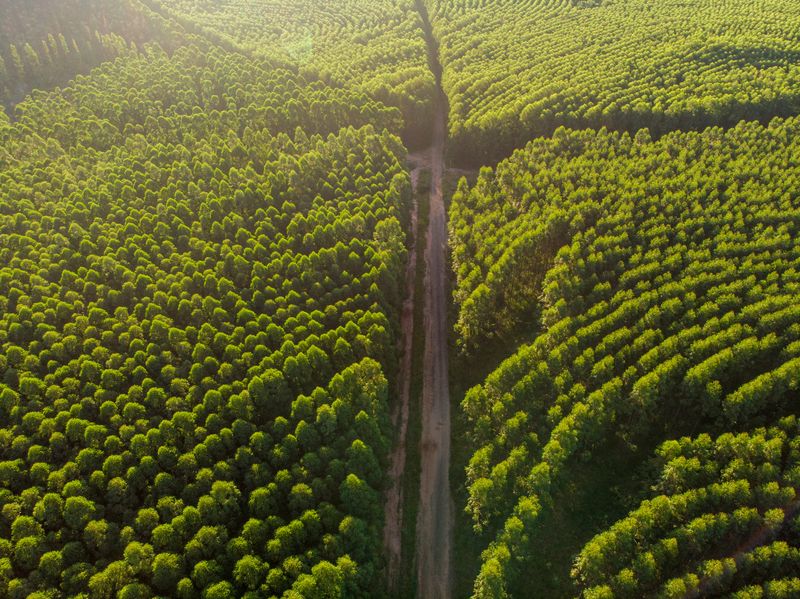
<box><xmin>415</xmin><ymin>88</ymin><xmax>452</xmax><ymax>598</ymax></box>
<box><xmin>412</xmin><ymin>0</ymin><xmax>453</xmax><ymax>595</ymax></box>
<box><xmin>383</xmin><ymin>157</ymin><xmax>421</xmax><ymax>592</ymax></box>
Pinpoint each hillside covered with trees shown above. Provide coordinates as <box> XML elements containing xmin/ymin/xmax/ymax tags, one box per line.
<box><xmin>159</xmin><ymin>0</ymin><xmax>437</xmax><ymax>146</ymax></box>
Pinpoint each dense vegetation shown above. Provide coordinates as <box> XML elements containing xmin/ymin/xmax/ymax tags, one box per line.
<box><xmin>0</xmin><ymin>0</ymin><xmax>184</xmax><ymax>108</ymax></box>
<box><xmin>575</xmin><ymin>419</ymin><xmax>800</xmax><ymax>598</ymax></box>
<box><xmin>426</xmin><ymin>0</ymin><xmax>800</xmax><ymax>163</ymax></box>
<box><xmin>451</xmin><ymin>119</ymin><xmax>800</xmax><ymax>597</ymax></box>
<box><xmin>6</xmin><ymin>0</ymin><xmax>800</xmax><ymax>597</ymax></box>
<box><xmin>0</xmin><ymin>7</ymin><xmax>412</xmax><ymax>595</ymax></box>
<box><xmin>159</xmin><ymin>0</ymin><xmax>436</xmax><ymax>145</ymax></box>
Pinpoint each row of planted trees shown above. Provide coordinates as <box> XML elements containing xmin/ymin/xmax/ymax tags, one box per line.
<box><xmin>427</xmin><ymin>0</ymin><xmax>800</xmax><ymax>165</ymax></box>
<box><xmin>451</xmin><ymin>119</ymin><xmax>800</xmax><ymax>597</ymax></box>
<box><xmin>0</xmin><ymin>0</ymin><xmax>186</xmax><ymax>108</ymax></box>
<box><xmin>575</xmin><ymin>418</ymin><xmax>800</xmax><ymax>598</ymax></box>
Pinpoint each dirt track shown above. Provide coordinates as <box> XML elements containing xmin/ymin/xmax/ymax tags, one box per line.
<box><xmin>415</xmin><ymin>90</ymin><xmax>452</xmax><ymax>598</ymax></box>
<box><xmin>383</xmin><ymin>157</ymin><xmax>421</xmax><ymax>592</ymax></box>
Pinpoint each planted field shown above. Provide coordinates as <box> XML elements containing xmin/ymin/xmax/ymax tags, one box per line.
<box><xmin>4</xmin><ymin>1</ymin><xmax>800</xmax><ymax>597</ymax></box>
<box><xmin>0</xmin><ymin>33</ymin><xmax>410</xmax><ymax>598</ymax></box>
<box><xmin>427</xmin><ymin>0</ymin><xmax>800</xmax><ymax>163</ymax></box>
<box><xmin>162</xmin><ymin>0</ymin><xmax>436</xmax><ymax>144</ymax></box>
<box><xmin>451</xmin><ymin>119</ymin><xmax>800</xmax><ymax>597</ymax></box>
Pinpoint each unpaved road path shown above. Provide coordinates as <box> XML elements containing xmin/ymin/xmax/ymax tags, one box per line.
<box><xmin>383</xmin><ymin>156</ymin><xmax>421</xmax><ymax>592</ymax></box>
<box><xmin>415</xmin><ymin>89</ymin><xmax>452</xmax><ymax>599</ymax></box>
<box><xmin>383</xmin><ymin>0</ymin><xmax>453</xmax><ymax>594</ymax></box>
<box><xmin>414</xmin><ymin>0</ymin><xmax>453</xmax><ymax>595</ymax></box>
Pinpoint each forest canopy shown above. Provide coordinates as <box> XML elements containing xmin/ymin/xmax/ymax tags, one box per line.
<box><xmin>427</xmin><ymin>0</ymin><xmax>800</xmax><ymax>163</ymax></box>
<box><xmin>0</xmin><ymin>7</ymin><xmax>410</xmax><ymax>596</ymax></box>
<box><xmin>451</xmin><ymin>119</ymin><xmax>800</xmax><ymax>597</ymax></box>
<box><xmin>5</xmin><ymin>0</ymin><xmax>800</xmax><ymax>597</ymax></box>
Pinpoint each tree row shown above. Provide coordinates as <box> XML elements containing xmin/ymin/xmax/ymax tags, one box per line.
<box><xmin>450</xmin><ymin>119</ymin><xmax>800</xmax><ymax>597</ymax></box>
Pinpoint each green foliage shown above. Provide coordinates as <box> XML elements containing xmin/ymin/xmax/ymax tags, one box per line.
<box><xmin>575</xmin><ymin>419</ymin><xmax>800</xmax><ymax>597</ymax></box>
<box><xmin>0</xmin><ymin>9</ymin><xmax>405</xmax><ymax>594</ymax></box>
<box><xmin>11</xmin><ymin>1</ymin><xmax>800</xmax><ymax>597</ymax></box>
<box><xmin>153</xmin><ymin>552</ymin><xmax>183</xmax><ymax>592</ymax></box>
<box><xmin>428</xmin><ymin>0</ymin><xmax>800</xmax><ymax>163</ymax></box>
<box><xmin>453</xmin><ymin>120</ymin><xmax>800</xmax><ymax>597</ymax></box>
<box><xmin>160</xmin><ymin>0</ymin><xmax>436</xmax><ymax>145</ymax></box>
<box><xmin>0</xmin><ymin>0</ymin><xmax>183</xmax><ymax>106</ymax></box>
